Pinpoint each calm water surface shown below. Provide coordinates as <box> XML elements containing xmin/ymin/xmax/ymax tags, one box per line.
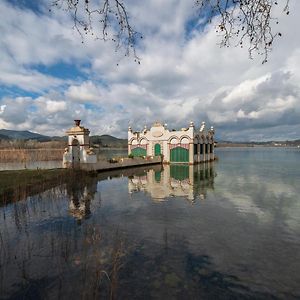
<box><xmin>0</xmin><ymin>161</ymin><xmax>63</xmax><ymax>171</ymax></box>
<box><xmin>0</xmin><ymin>148</ymin><xmax>299</xmax><ymax>299</ymax></box>
<box><xmin>0</xmin><ymin>149</ymin><xmax>127</xmax><ymax>171</ymax></box>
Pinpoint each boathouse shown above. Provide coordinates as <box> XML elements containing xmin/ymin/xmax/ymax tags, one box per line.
<box><xmin>128</xmin><ymin>121</ymin><xmax>215</xmax><ymax>164</ymax></box>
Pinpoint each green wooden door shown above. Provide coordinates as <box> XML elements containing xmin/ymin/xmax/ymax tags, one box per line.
<box><xmin>170</xmin><ymin>165</ymin><xmax>189</xmax><ymax>180</ymax></box>
<box><xmin>154</xmin><ymin>143</ymin><xmax>161</xmax><ymax>156</ymax></box>
<box><xmin>170</xmin><ymin>146</ymin><xmax>189</xmax><ymax>163</ymax></box>
<box><xmin>131</xmin><ymin>147</ymin><xmax>147</xmax><ymax>157</ymax></box>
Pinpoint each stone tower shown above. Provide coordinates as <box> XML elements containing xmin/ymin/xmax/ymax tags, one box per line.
<box><xmin>63</xmin><ymin>120</ymin><xmax>97</xmax><ymax>167</ymax></box>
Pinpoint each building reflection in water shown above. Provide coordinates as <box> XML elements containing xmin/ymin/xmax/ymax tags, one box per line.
<box><xmin>67</xmin><ymin>176</ymin><xmax>99</xmax><ymax>222</ymax></box>
<box><xmin>128</xmin><ymin>163</ymin><xmax>216</xmax><ymax>203</ymax></box>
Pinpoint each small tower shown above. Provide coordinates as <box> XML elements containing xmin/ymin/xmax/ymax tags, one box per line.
<box><xmin>63</xmin><ymin>120</ymin><xmax>97</xmax><ymax>167</ymax></box>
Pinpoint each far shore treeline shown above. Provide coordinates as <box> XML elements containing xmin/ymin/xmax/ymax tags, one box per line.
<box><xmin>0</xmin><ymin>129</ymin><xmax>128</xmax><ymax>149</ymax></box>
<box><xmin>0</xmin><ymin>129</ymin><xmax>299</xmax><ymax>163</ymax></box>
<box><xmin>0</xmin><ymin>129</ymin><xmax>128</xmax><ymax>163</ymax></box>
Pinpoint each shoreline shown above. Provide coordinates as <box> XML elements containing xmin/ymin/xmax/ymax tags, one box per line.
<box><xmin>216</xmin><ymin>144</ymin><xmax>300</xmax><ymax>148</ymax></box>
<box><xmin>0</xmin><ymin>146</ymin><xmax>298</xmax><ymax>166</ymax></box>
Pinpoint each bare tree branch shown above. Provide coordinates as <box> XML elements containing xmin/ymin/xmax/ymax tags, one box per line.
<box><xmin>50</xmin><ymin>0</ymin><xmax>290</xmax><ymax>64</ymax></box>
<box><xmin>50</xmin><ymin>0</ymin><xmax>142</xmax><ymax>63</ymax></box>
<box><xmin>196</xmin><ymin>0</ymin><xmax>290</xmax><ymax>63</ymax></box>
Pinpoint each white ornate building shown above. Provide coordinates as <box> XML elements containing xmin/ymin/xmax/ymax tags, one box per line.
<box><xmin>128</xmin><ymin>121</ymin><xmax>215</xmax><ymax>164</ymax></box>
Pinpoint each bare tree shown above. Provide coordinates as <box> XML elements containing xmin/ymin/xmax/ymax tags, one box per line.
<box><xmin>50</xmin><ymin>0</ymin><xmax>142</xmax><ymax>62</ymax></box>
<box><xmin>50</xmin><ymin>0</ymin><xmax>290</xmax><ymax>64</ymax></box>
<box><xmin>197</xmin><ymin>0</ymin><xmax>290</xmax><ymax>63</ymax></box>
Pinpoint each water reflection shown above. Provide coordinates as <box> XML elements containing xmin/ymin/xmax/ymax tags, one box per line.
<box><xmin>67</xmin><ymin>176</ymin><xmax>98</xmax><ymax>222</ymax></box>
<box><xmin>1</xmin><ymin>149</ymin><xmax>300</xmax><ymax>299</ymax></box>
<box><xmin>128</xmin><ymin>164</ymin><xmax>216</xmax><ymax>203</ymax></box>
<box><xmin>0</xmin><ymin>160</ymin><xmax>63</xmax><ymax>171</ymax></box>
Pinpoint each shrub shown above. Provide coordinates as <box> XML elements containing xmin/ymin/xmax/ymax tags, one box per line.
<box><xmin>108</xmin><ymin>158</ymin><xmax>118</xmax><ymax>163</ymax></box>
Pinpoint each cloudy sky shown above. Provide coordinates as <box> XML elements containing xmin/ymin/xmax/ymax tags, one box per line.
<box><xmin>0</xmin><ymin>0</ymin><xmax>299</xmax><ymax>141</ymax></box>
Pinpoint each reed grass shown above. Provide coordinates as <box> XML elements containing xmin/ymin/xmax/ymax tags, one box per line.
<box><xmin>0</xmin><ymin>149</ymin><xmax>64</xmax><ymax>162</ymax></box>
<box><xmin>0</xmin><ymin>139</ymin><xmax>66</xmax><ymax>149</ymax></box>
<box><xmin>0</xmin><ymin>169</ymin><xmax>93</xmax><ymax>206</ymax></box>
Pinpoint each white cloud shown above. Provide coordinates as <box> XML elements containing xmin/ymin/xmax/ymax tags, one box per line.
<box><xmin>45</xmin><ymin>100</ymin><xmax>67</xmax><ymax>113</ymax></box>
<box><xmin>0</xmin><ymin>105</ymin><xmax>6</xmax><ymax>114</ymax></box>
<box><xmin>65</xmin><ymin>81</ymin><xmax>103</xmax><ymax>103</ymax></box>
<box><xmin>0</xmin><ymin>0</ymin><xmax>299</xmax><ymax>140</ymax></box>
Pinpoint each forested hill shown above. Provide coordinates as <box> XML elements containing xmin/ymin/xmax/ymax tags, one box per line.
<box><xmin>90</xmin><ymin>135</ymin><xmax>127</xmax><ymax>148</ymax></box>
<box><xmin>0</xmin><ymin>129</ymin><xmax>49</xmax><ymax>141</ymax></box>
<box><xmin>1</xmin><ymin>129</ymin><xmax>299</xmax><ymax>148</ymax></box>
<box><xmin>0</xmin><ymin>129</ymin><xmax>127</xmax><ymax>148</ymax></box>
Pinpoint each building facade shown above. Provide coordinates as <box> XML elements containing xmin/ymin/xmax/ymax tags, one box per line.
<box><xmin>63</xmin><ymin>120</ymin><xmax>97</xmax><ymax>167</ymax></box>
<box><xmin>128</xmin><ymin>121</ymin><xmax>215</xmax><ymax>164</ymax></box>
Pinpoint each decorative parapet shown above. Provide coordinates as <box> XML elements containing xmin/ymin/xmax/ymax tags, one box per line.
<box><xmin>66</xmin><ymin>119</ymin><xmax>90</xmax><ymax>136</ymax></box>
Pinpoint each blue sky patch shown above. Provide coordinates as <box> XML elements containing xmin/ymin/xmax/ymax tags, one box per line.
<box><xmin>34</xmin><ymin>62</ymin><xmax>89</xmax><ymax>81</ymax></box>
<box><xmin>9</xmin><ymin>0</ymin><xmax>44</xmax><ymax>14</ymax></box>
<box><xmin>0</xmin><ymin>85</ymin><xmax>40</xmax><ymax>99</ymax></box>
<box><xmin>84</xmin><ymin>103</ymin><xmax>104</xmax><ymax>113</ymax></box>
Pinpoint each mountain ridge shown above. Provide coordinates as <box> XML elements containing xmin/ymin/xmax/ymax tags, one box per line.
<box><xmin>0</xmin><ymin>129</ymin><xmax>50</xmax><ymax>141</ymax></box>
<box><xmin>0</xmin><ymin>129</ymin><xmax>299</xmax><ymax>147</ymax></box>
<box><xmin>0</xmin><ymin>129</ymin><xmax>127</xmax><ymax>148</ymax></box>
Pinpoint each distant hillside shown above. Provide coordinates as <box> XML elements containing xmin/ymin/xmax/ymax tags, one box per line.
<box><xmin>0</xmin><ymin>129</ymin><xmax>127</xmax><ymax>147</ymax></box>
<box><xmin>0</xmin><ymin>133</ymin><xmax>10</xmax><ymax>140</ymax></box>
<box><xmin>0</xmin><ymin>129</ymin><xmax>50</xmax><ymax>141</ymax></box>
<box><xmin>50</xmin><ymin>136</ymin><xmax>68</xmax><ymax>142</ymax></box>
<box><xmin>217</xmin><ymin>140</ymin><xmax>300</xmax><ymax>147</ymax></box>
<box><xmin>0</xmin><ymin>129</ymin><xmax>299</xmax><ymax>148</ymax></box>
<box><xmin>90</xmin><ymin>135</ymin><xmax>127</xmax><ymax>148</ymax></box>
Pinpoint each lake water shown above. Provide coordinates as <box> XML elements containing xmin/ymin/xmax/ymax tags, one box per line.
<box><xmin>0</xmin><ymin>148</ymin><xmax>299</xmax><ymax>299</ymax></box>
<box><xmin>0</xmin><ymin>160</ymin><xmax>63</xmax><ymax>171</ymax></box>
<box><xmin>0</xmin><ymin>149</ymin><xmax>127</xmax><ymax>171</ymax></box>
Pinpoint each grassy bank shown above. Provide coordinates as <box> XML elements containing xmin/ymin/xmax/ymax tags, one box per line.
<box><xmin>0</xmin><ymin>168</ymin><xmax>93</xmax><ymax>205</ymax></box>
<box><xmin>0</xmin><ymin>148</ymin><xmax>64</xmax><ymax>162</ymax></box>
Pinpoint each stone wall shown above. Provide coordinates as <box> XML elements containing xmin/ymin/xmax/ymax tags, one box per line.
<box><xmin>70</xmin><ymin>156</ymin><xmax>162</xmax><ymax>172</ymax></box>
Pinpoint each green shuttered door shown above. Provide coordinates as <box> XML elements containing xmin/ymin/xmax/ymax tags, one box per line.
<box><xmin>131</xmin><ymin>147</ymin><xmax>147</xmax><ymax>157</ymax></box>
<box><xmin>170</xmin><ymin>165</ymin><xmax>189</xmax><ymax>180</ymax></box>
<box><xmin>170</xmin><ymin>146</ymin><xmax>189</xmax><ymax>163</ymax></box>
<box><xmin>154</xmin><ymin>143</ymin><xmax>161</xmax><ymax>156</ymax></box>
